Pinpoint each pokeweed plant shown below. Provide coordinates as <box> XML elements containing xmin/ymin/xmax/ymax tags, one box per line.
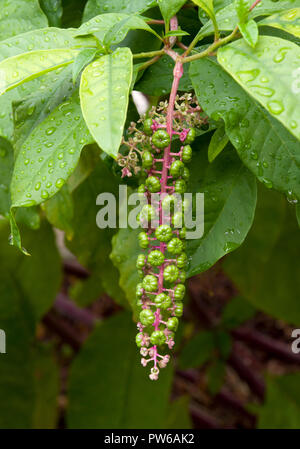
<box><xmin>0</xmin><ymin>0</ymin><xmax>299</xmax><ymax>383</ymax></box>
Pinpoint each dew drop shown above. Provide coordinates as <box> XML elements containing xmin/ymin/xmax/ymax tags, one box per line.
<box><xmin>267</xmin><ymin>100</ymin><xmax>284</xmax><ymax>115</ymax></box>
<box><xmin>55</xmin><ymin>178</ymin><xmax>65</xmax><ymax>189</ymax></box>
<box><xmin>46</xmin><ymin>127</ymin><xmax>56</xmax><ymax>135</ymax></box>
<box><xmin>35</xmin><ymin>182</ymin><xmax>41</xmax><ymax>191</ymax></box>
<box><xmin>41</xmin><ymin>190</ymin><xmax>49</xmax><ymax>200</ymax></box>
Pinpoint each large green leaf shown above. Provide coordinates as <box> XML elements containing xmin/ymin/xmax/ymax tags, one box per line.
<box><xmin>0</xmin><ymin>138</ymin><xmax>14</xmax><ymax>217</ymax></box>
<box><xmin>187</xmin><ymin>145</ymin><xmax>257</xmax><ymax>276</ymax></box>
<box><xmin>83</xmin><ymin>0</ymin><xmax>157</xmax><ymax>22</ymax></box>
<box><xmin>110</xmin><ymin>227</ymin><xmax>140</xmax><ymax>315</ymax></box>
<box><xmin>76</xmin><ymin>13</ymin><xmax>159</xmax><ymax>47</ymax></box>
<box><xmin>198</xmin><ymin>0</ymin><xmax>298</xmax><ymax>40</ymax></box>
<box><xmin>80</xmin><ymin>47</ymin><xmax>132</xmax><ymax>158</ymax></box>
<box><xmin>13</xmin><ymin>66</ymin><xmax>76</xmax><ymax>153</ymax></box>
<box><xmin>224</xmin><ymin>186</ymin><xmax>300</xmax><ymax>325</ymax></box>
<box><xmin>43</xmin><ymin>185</ymin><xmax>74</xmax><ymax>239</ymax></box>
<box><xmin>0</xmin><ymin>48</ymin><xmax>80</xmax><ymax>95</ymax></box>
<box><xmin>0</xmin><ymin>219</ymin><xmax>61</xmax><ymax>319</ymax></box>
<box><xmin>258</xmin><ymin>374</ymin><xmax>300</xmax><ymax>429</ymax></box>
<box><xmin>68</xmin><ymin>311</ymin><xmax>173</xmax><ymax>429</ymax></box>
<box><xmin>11</xmin><ymin>91</ymin><xmax>92</xmax><ymax>208</ymax></box>
<box><xmin>66</xmin><ymin>160</ymin><xmax>127</xmax><ymax>307</ymax></box>
<box><xmin>260</xmin><ymin>8</ymin><xmax>300</xmax><ymax>38</ymax></box>
<box><xmin>0</xmin><ymin>28</ymin><xmax>96</xmax><ymax>62</ymax></box>
<box><xmin>0</xmin><ymin>0</ymin><xmax>48</xmax><ymax>41</ymax></box>
<box><xmin>157</xmin><ymin>0</ymin><xmax>187</xmax><ymax>23</ymax></box>
<box><xmin>0</xmin><ymin>270</ymin><xmax>58</xmax><ymax>428</ymax></box>
<box><xmin>190</xmin><ymin>56</ymin><xmax>300</xmax><ymax>201</ymax></box>
<box><xmin>178</xmin><ymin>331</ymin><xmax>215</xmax><ymax>369</ymax></box>
<box><xmin>218</xmin><ymin>36</ymin><xmax>300</xmax><ymax>141</ymax></box>
<box><xmin>40</xmin><ymin>0</ymin><xmax>63</xmax><ymax>27</ymax></box>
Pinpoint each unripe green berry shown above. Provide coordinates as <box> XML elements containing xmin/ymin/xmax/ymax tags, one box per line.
<box><xmin>172</xmin><ymin>211</ymin><xmax>183</xmax><ymax>228</ymax></box>
<box><xmin>174</xmin><ymin>179</ymin><xmax>187</xmax><ymax>194</ymax></box>
<box><xmin>140</xmin><ymin>309</ymin><xmax>155</xmax><ymax>326</ymax></box>
<box><xmin>174</xmin><ymin>302</ymin><xmax>183</xmax><ymax>317</ymax></box>
<box><xmin>167</xmin><ymin>317</ymin><xmax>179</xmax><ymax>331</ymax></box>
<box><xmin>161</xmin><ymin>194</ymin><xmax>176</xmax><ymax>212</ymax></box>
<box><xmin>154</xmin><ymin>293</ymin><xmax>172</xmax><ymax>310</ymax></box>
<box><xmin>150</xmin><ymin>330</ymin><xmax>166</xmax><ymax>346</ymax></box>
<box><xmin>163</xmin><ymin>264</ymin><xmax>179</xmax><ymax>283</ymax></box>
<box><xmin>145</xmin><ymin>175</ymin><xmax>161</xmax><ymax>193</ymax></box>
<box><xmin>138</xmin><ymin>184</ymin><xmax>146</xmax><ymax>198</ymax></box>
<box><xmin>142</xmin><ymin>150</ymin><xmax>153</xmax><ymax>169</ymax></box>
<box><xmin>136</xmin><ymin>254</ymin><xmax>146</xmax><ymax>269</ymax></box>
<box><xmin>184</xmin><ymin>128</ymin><xmax>196</xmax><ymax>144</ymax></box>
<box><xmin>143</xmin><ymin>118</ymin><xmax>153</xmax><ymax>136</ymax></box>
<box><xmin>138</xmin><ymin>268</ymin><xmax>144</xmax><ymax>278</ymax></box>
<box><xmin>136</xmin><ymin>332</ymin><xmax>144</xmax><ymax>347</ymax></box>
<box><xmin>167</xmin><ymin>237</ymin><xmax>184</xmax><ymax>255</ymax></box>
<box><xmin>178</xmin><ymin>271</ymin><xmax>186</xmax><ymax>283</ymax></box>
<box><xmin>152</xmin><ymin>129</ymin><xmax>170</xmax><ymax>149</ymax></box>
<box><xmin>177</xmin><ymin>252</ymin><xmax>188</xmax><ymax>269</ymax></box>
<box><xmin>142</xmin><ymin>274</ymin><xmax>158</xmax><ymax>292</ymax></box>
<box><xmin>182</xmin><ymin>145</ymin><xmax>192</xmax><ymax>163</ymax></box>
<box><xmin>140</xmin><ymin>204</ymin><xmax>156</xmax><ymax>223</ymax></box>
<box><xmin>148</xmin><ymin>250</ymin><xmax>165</xmax><ymax>267</ymax></box>
<box><xmin>182</xmin><ymin>166</ymin><xmax>190</xmax><ymax>181</ymax></box>
<box><xmin>174</xmin><ymin>283</ymin><xmax>185</xmax><ymax>301</ymax></box>
<box><xmin>169</xmin><ymin>160</ymin><xmax>185</xmax><ymax>178</ymax></box>
<box><xmin>136</xmin><ymin>283</ymin><xmax>144</xmax><ymax>299</ymax></box>
<box><xmin>179</xmin><ymin>227</ymin><xmax>186</xmax><ymax>239</ymax></box>
<box><xmin>138</xmin><ymin>231</ymin><xmax>149</xmax><ymax>249</ymax></box>
<box><xmin>155</xmin><ymin>224</ymin><xmax>173</xmax><ymax>242</ymax></box>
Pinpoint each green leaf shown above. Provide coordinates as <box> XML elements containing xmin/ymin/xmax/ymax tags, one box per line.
<box><xmin>179</xmin><ymin>331</ymin><xmax>215</xmax><ymax>369</ymax></box>
<box><xmin>0</xmin><ymin>28</ymin><xmax>96</xmax><ymax>62</ymax></box>
<box><xmin>80</xmin><ymin>47</ymin><xmax>132</xmax><ymax>158</ymax></box>
<box><xmin>110</xmin><ymin>227</ymin><xmax>140</xmax><ymax>315</ymax></box>
<box><xmin>66</xmin><ymin>160</ymin><xmax>127</xmax><ymax>308</ymax></box>
<box><xmin>192</xmin><ymin>0</ymin><xmax>215</xmax><ymax>22</ymax></box>
<box><xmin>68</xmin><ymin>311</ymin><xmax>173</xmax><ymax>428</ymax></box>
<box><xmin>76</xmin><ymin>13</ymin><xmax>159</xmax><ymax>47</ymax></box>
<box><xmin>296</xmin><ymin>204</ymin><xmax>300</xmax><ymax>227</ymax></box>
<box><xmin>190</xmin><ymin>56</ymin><xmax>300</xmax><ymax>200</ymax></box>
<box><xmin>83</xmin><ymin>0</ymin><xmax>157</xmax><ymax>22</ymax></box>
<box><xmin>0</xmin><ymin>219</ymin><xmax>61</xmax><ymax>319</ymax></box>
<box><xmin>218</xmin><ymin>36</ymin><xmax>300</xmax><ymax>140</ymax></box>
<box><xmin>0</xmin><ymin>268</ymin><xmax>59</xmax><ymax>428</ymax></box>
<box><xmin>224</xmin><ymin>186</ymin><xmax>300</xmax><ymax>325</ymax></box>
<box><xmin>0</xmin><ymin>0</ymin><xmax>48</xmax><ymax>41</ymax></box>
<box><xmin>187</xmin><ymin>146</ymin><xmax>257</xmax><ymax>277</ymax></box>
<box><xmin>40</xmin><ymin>0</ymin><xmax>63</xmax><ymax>27</ymax></box>
<box><xmin>208</xmin><ymin>124</ymin><xmax>229</xmax><ymax>162</ymax></box>
<box><xmin>32</xmin><ymin>345</ymin><xmax>59</xmax><ymax>429</ymax></box>
<box><xmin>164</xmin><ymin>29</ymin><xmax>190</xmax><ymax>37</ymax></box>
<box><xmin>198</xmin><ymin>0</ymin><xmax>298</xmax><ymax>40</ymax></box>
<box><xmin>165</xmin><ymin>396</ymin><xmax>192</xmax><ymax>429</ymax></box>
<box><xmin>72</xmin><ymin>48</ymin><xmax>98</xmax><ymax>83</ymax></box>
<box><xmin>221</xmin><ymin>296</ymin><xmax>256</xmax><ymax>329</ymax></box>
<box><xmin>257</xmin><ymin>374</ymin><xmax>300</xmax><ymax>429</ymax></box>
<box><xmin>207</xmin><ymin>359</ymin><xmax>226</xmax><ymax>395</ymax></box>
<box><xmin>11</xmin><ymin>91</ymin><xmax>92</xmax><ymax>208</ymax></box>
<box><xmin>0</xmin><ymin>138</ymin><xmax>14</xmax><ymax>217</ymax></box>
<box><xmin>260</xmin><ymin>7</ymin><xmax>300</xmax><ymax>38</ymax></box>
<box><xmin>238</xmin><ymin>19</ymin><xmax>259</xmax><ymax>47</ymax></box>
<box><xmin>234</xmin><ymin>0</ymin><xmax>250</xmax><ymax>23</ymax></box>
<box><xmin>13</xmin><ymin>66</ymin><xmax>76</xmax><ymax>154</ymax></box>
<box><xmin>43</xmin><ymin>185</ymin><xmax>74</xmax><ymax>239</ymax></box>
<box><xmin>157</xmin><ymin>0</ymin><xmax>187</xmax><ymax>23</ymax></box>
<box><xmin>0</xmin><ymin>48</ymin><xmax>80</xmax><ymax>95</ymax></box>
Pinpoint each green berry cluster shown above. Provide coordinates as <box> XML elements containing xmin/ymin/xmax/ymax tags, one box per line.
<box><xmin>134</xmin><ymin>115</ymin><xmax>196</xmax><ymax>381</ymax></box>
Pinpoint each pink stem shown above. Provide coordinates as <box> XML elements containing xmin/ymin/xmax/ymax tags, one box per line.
<box><xmin>152</xmin><ymin>58</ymin><xmax>183</xmax><ymax>370</ymax></box>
